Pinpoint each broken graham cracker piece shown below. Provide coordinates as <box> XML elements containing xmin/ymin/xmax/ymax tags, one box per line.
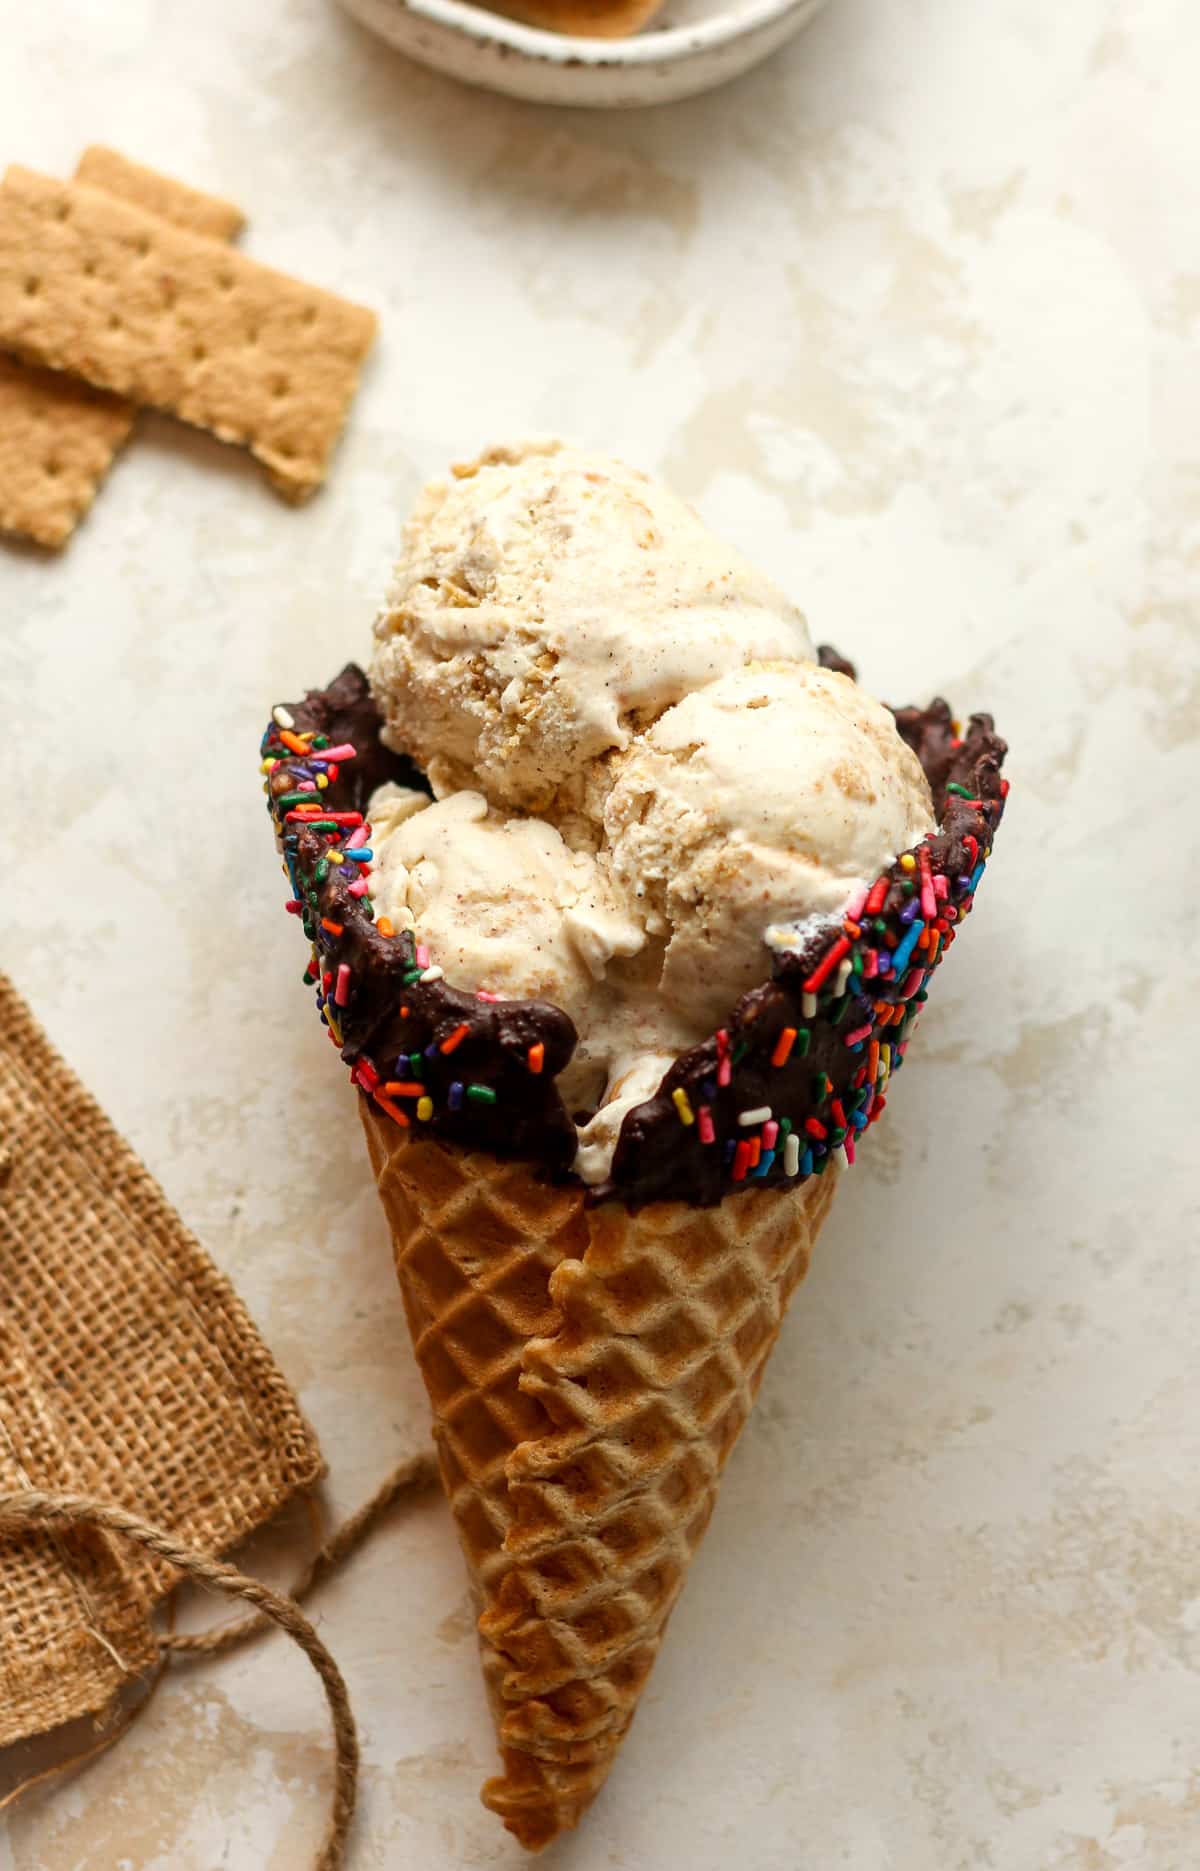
<box><xmin>76</xmin><ymin>145</ymin><xmax>245</xmax><ymax>242</ymax></box>
<box><xmin>0</xmin><ymin>153</ymin><xmax>244</xmax><ymax>549</ymax></box>
<box><xmin>0</xmin><ymin>165</ymin><xmax>377</xmax><ymax>502</ymax></box>
<box><xmin>0</xmin><ymin>354</ymin><xmax>133</xmax><ymax>548</ymax></box>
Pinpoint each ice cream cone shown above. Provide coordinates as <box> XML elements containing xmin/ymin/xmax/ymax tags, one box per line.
<box><xmin>360</xmin><ymin>1102</ymin><xmax>838</xmax><ymax>1849</ymax></box>
<box><xmin>258</xmin><ymin>446</ymin><xmax>1009</xmax><ymax>1852</ymax></box>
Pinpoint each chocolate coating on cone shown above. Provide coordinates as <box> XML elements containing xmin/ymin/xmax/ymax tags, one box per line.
<box><xmin>262</xmin><ymin>665</ymin><xmax>1007</xmax><ymax>1208</ymax></box>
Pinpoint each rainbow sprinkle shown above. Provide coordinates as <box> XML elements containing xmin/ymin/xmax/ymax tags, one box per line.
<box><xmin>771</xmin><ymin>1026</ymin><xmax>797</xmax><ymax>1068</ymax></box>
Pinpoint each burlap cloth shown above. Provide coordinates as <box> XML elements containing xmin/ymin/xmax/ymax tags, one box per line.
<box><xmin>0</xmin><ymin>972</ymin><xmax>324</xmax><ymax>1747</ymax></box>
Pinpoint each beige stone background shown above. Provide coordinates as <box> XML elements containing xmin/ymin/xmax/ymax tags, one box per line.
<box><xmin>3</xmin><ymin>0</ymin><xmax>1198</xmax><ymax>1865</ymax></box>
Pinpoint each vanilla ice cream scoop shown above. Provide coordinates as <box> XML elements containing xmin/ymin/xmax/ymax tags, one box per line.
<box><xmin>370</xmin><ymin>440</ymin><xmax>814</xmax><ymax>815</ymax></box>
<box><xmin>363</xmin><ymin>445</ymin><xmax>939</xmax><ymax>1182</ymax></box>
<box><xmin>601</xmin><ymin>661</ymin><xmax>936</xmax><ymax>1030</ymax></box>
<box><xmin>367</xmin><ymin>784</ymin><xmax>645</xmax><ymax>1022</ymax></box>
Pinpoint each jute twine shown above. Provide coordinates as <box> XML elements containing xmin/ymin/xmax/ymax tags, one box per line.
<box><xmin>0</xmin><ymin>1451</ymin><xmax>439</xmax><ymax>1868</ymax></box>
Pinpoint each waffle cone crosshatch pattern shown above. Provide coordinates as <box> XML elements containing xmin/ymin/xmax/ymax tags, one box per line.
<box><xmin>363</xmin><ymin>1112</ymin><xmax>839</xmax><ymax>1846</ymax></box>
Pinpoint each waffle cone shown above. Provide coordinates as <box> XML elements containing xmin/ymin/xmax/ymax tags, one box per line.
<box><xmin>360</xmin><ymin>1099</ymin><xmax>838</xmax><ymax>1850</ymax></box>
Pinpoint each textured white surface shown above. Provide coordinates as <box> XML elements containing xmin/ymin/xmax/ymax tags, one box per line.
<box><xmin>2</xmin><ymin>1</ymin><xmax>1198</xmax><ymax>1867</ymax></box>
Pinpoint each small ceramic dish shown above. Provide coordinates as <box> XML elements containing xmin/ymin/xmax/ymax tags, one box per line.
<box><xmin>339</xmin><ymin>0</ymin><xmax>832</xmax><ymax>108</ymax></box>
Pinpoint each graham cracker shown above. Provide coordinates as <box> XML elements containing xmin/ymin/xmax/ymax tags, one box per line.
<box><xmin>76</xmin><ymin>145</ymin><xmax>245</xmax><ymax>242</ymax></box>
<box><xmin>0</xmin><ymin>973</ymin><xmax>325</xmax><ymax>1744</ymax></box>
<box><xmin>0</xmin><ymin>354</ymin><xmax>134</xmax><ymax>549</ymax></box>
<box><xmin>0</xmin><ymin>165</ymin><xmax>377</xmax><ymax>502</ymax></box>
<box><xmin>0</xmin><ymin>154</ymin><xmax>244</xmax><ymax>549</ymax></box>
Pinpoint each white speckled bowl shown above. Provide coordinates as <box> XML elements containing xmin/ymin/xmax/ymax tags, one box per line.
<box><xmin>339</xmin><ymin>0</ymin><xmax>832</xmax><ymax>107</ymax></box>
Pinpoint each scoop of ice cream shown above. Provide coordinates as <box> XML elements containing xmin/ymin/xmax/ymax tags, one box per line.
<box><xmin>601</xmin><ymin>661</ymin><xmax>936</xmax><ymax>1030</ymax></box>
<box><xmin>365</xmin><ymin>658</ymin><xmax>933</xmax><ymax>1177</ymax></box>
<box><xmin>366</xmin><ymin>784</ymin><xmax>645</xmax><ymax>1020</ymax></box>
<box><xmin>364</xmin><ymin>447</ymin><xmax>936</xmax><ymax>1182</ymax></box>
<box><xmin>370</xmin><ymin>440</ymin><xmax>814</xmax><ymax>815</ymax></box>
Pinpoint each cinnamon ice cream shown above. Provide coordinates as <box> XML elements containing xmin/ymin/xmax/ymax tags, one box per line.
<box><xmin>366</xmin><ymin>783</ymin><xmax>643</xmax><ymax>1017</ymax></box>
<box><xmin>601</xmin><ymin>660</ymin><xmax>935</xmax><ymax>1029</ymax></box>
<box><xmin>365</xmin><ymin>444</ymin><xmax>935</xmax><ymax>1181</ymax></box>
<box><xmin>369</xmin><ymin>439</ymin><xmax>814</xmax><ymax>815</ymax></box>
